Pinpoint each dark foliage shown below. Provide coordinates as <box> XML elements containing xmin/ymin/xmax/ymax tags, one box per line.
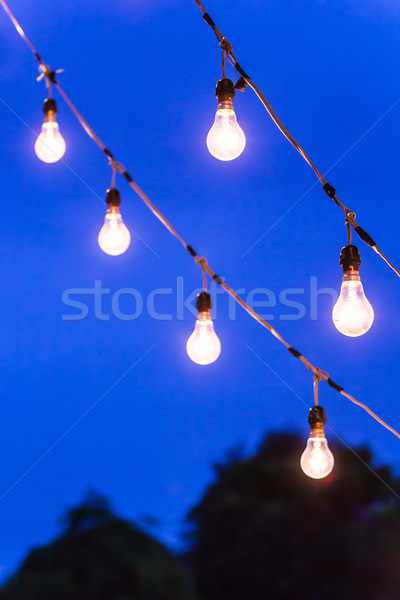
<box><xmin>187</xmin><ymin>432</ymin><xmax>400</xmax><ymax>600</ymax></box>
<box><xmin>0</xmin><ymin>492</ymin><xmax>197</xmax><ymax>600</ymax></box>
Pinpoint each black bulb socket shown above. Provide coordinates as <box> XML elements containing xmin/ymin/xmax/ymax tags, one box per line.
<box><xmin>215</xmin><ymin>78</ymin><xmax>235</xmax><ymax>104</ymax></box>
<box><xmin>105</xmin><ymin>188</ymin><xmax>121</xmax><ymax>209</ymax></box>
<box><xmin>43</xmin><ymin>98</ymin><xmax>57</xmax><ymax>115</ymax></box>
<box><xmin>339</xmin><ymin>244</ymin><xmax>361</xmax><ymax>273</ymax></box>
<box><xmin>196</xmin><ymin>291</ymin><xmax>212</xmax><ymax>312</ymax></box>
<box><xmin>43</xmin><ymin>98</ymin><xmax>57</xmax><ymax>123</ymax></box>
<box><xmin>308</xmin><ymin>405</ymin><xmax>327</xmax><ymax>427</ymax></box>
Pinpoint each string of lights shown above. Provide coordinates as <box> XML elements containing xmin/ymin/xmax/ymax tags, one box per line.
<box><xmin>193</xmin><ymin>0</ymin><xmax>400</xmax><ymax>279</ymax></box>
<box><xmin>1</xmin><ymin>0</ymin><xmax>399</xmax><ymax>480</ymax></box>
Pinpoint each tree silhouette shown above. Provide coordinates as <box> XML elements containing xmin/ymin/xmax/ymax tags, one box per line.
<box><xmin>0</xmin><ymin>492</ymin><xmax>197</xmax><ymax>600</ymax></box>
<box><xmin>187</xmin><ymin>432</ymin><xmax>400</xmax><ymax>600</ymax></box>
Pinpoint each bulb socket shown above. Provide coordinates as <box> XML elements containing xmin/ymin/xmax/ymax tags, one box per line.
<box><xmin>339</xmin><ymin>244</ymin><xmax>361</xmax><ymax>275</ymax></box>
<box><xmin>43</xmin><ymin>98</ymin><xmax>57</xmax><ymax>122</ymax></box>
<box><xmin>308</xmin><ymin>405</ymin><xmax>327</xmax><ymax>430</ymax></box>
<box><xmin>105</xmin><ymin>188</ymin><xmax>121</xmax><ymax>209</ymax></box>
<box><xmin>215</xmin><ymin>78</ymin><xmax>235</xmax><ymax>104</ymax></box>
<box><xmin>196</xmin><ymin>291</ymin><xmax>212</xmax><ymax>313</ymax></box>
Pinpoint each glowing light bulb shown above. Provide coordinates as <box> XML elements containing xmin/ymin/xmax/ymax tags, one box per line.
<box><xmin>301</xmin><ymin>436</ymin><xmax>334</xmax><ymax>479</ymax></box>
<box><xmin>35</xmin><ymin>99</ymin><xmax>66</xmax><ymax>163</ymax></box>
<box><xmin>332</xmin><ymin>279</ymin><xmax>374</xmax><ymax>337</ymax></box>
<box><xmin>98</xmin><ymin>188</ymin><xmax>131</xmax><ymax>256</ymax></box>
<box><xmin>332</xmin><ymin>244</ymin><xmax>374</xmax><ymax>337</ymax></box>
<box><xmin>187</xmin><ymin>316</ymin><xmax>221</xmax><ymax>365</ymax></box>
<box><xmin>207</xmin><ymin>108</ymin><xmax>246</xmax><ymax>161</ymax></box>
<box><xmin>186</xmin><ymin>292</ymin><xmax>221</xmax><ymax>365</ymax></box>
<box><xmin>300</xmin><ymin>406</ymin><xmax>334</xmax><ymax>480</ymax></box>
<box><xmin>206</xmin><ymin>78</ymin><xmax>246</xmax><ymax>161</ymax></box>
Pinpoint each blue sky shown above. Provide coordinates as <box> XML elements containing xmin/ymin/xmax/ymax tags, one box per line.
<box><xmin>0</xmin><ymin>0</ymin><xmax>400</xmax><ymax>580</ymax></box>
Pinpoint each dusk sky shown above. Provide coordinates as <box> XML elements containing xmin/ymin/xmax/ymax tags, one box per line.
<box><xmin>0</xmin><ymin>0</ymin><xmax>400</xmax><ymax>579</ymax></box>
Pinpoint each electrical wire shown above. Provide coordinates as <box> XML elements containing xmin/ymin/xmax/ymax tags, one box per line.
<box><xmin>1</xmin><ymin>0</ymin><xmax>400</xmax><ymax>441</ymax></box>
<box><xmin>193</xmin><ymin>0</ymin><xmax>400</xmax><ymax>279</ymax></box>
<box><xmin>313</xmin><ymin>370</ymin><xmax>322</xmax><ymax>406</ymax></box>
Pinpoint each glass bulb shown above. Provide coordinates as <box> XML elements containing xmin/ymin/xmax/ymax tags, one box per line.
<box><xmin>186</xmin><ymin>312</ymin><xmax>221</xmax><ymax>365</ymax></box>
<box><xmin>98</xmin><ymin>210</ymin><xmax>131</xmax><ymax>256</ymax></box>
<box><xmin>300</xmin><ymin>435</ymin><xmax>334</xmax><ymax>479</ymax></box>
<box><xmin>206</xmin><ymin>107</ymin><xmax>246</xmax><ymax>161</ymax></box>
<box><xmin>332</xmin><ymin>277</ymin><xmax>374</xmax><ymax>337</ymax></box>
<box><xmin>34</xmin><ymin>121</ymin><xmax>66</xmax><ymax>163</ymax></box>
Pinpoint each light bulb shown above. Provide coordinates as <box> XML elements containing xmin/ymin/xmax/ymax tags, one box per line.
<box><xmin>186</xmin><ymin>292</ymin><xmax>221</xmax><ymax>365</ymax></box>
<box><xmin>332</xmin><ymin>279</ymin><xmax>374</xmax><ymax>337</ymax></box>
<box><xmin>206</xmin><ymin>78</ymin><xmax>246</xmax><ymax>161</ymax></box>
<box><xmin>300</xmin><ymin>406</ymin><xmax>334</xmax><ymax>480</ymax></box>
<box><xmin>98</xmin><ymin>188</ymin><xmax>131</xmax><ymax>256</ymax></box>
<box><xmin>301</xmin><ymin>436</ymin><xmax>334</xmax><ymax>480</ymax></box>
<box><xmin>186</xmin><ymin>315</ymin><xmax>221</xmax><ymax>365</ymax></box>
<box><xmin>207</xmin><ymin>108</ymin><xmax>246</xmax><ymax>161</ymax></box>
<box><xmin>34</xmin><ymin>98</ymin><xmax>66</xmax><ymax>163</ymax></box>
<box><xmin>332</xmin><ymin>244</ymin><xmax>374</xmax><ymax>337</ymax></box>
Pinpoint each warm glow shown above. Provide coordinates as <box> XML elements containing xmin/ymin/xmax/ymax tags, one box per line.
<box><xmin>300</xmin><ymin>436</ymin><xmax>334</xmax><ymax>479</ymax></box>
<box><xmin>98</xmin><ymin>211</ymin><xmax>131</xmax><ymax>256</ymax></box>
<box><xmin>35</xmin><ymin>121</ymin><xmax>66</xmax><ymax>163</ymax></box>
<box><xmin>186</xmin><ymin>316</ymin><xmax>221</xmax><ymax>365</ymax></box>
<box><xmin>332</xmin><ymin>279</ymin><xmax>374</xmax><ymax>337</ymax></box>
<box><xmin>206</xmin><ymin>108</ymin><xmax>246</xmax><ymax>161</ymax></box>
